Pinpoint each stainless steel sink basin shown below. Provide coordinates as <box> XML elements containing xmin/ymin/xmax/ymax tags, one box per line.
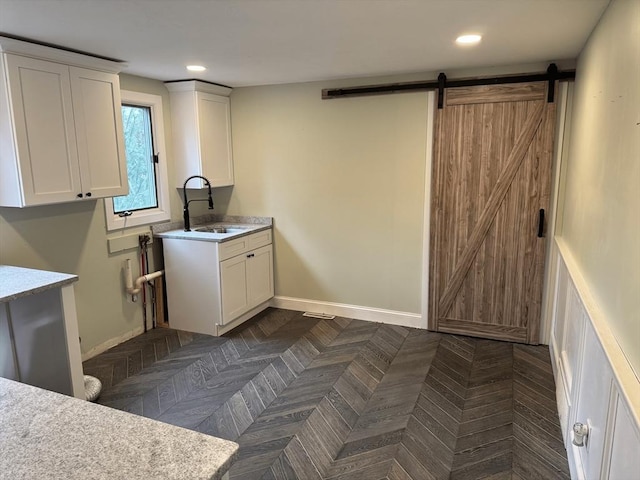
<box><xmin>195</xmin><ymin>226</ymin><xmax>227</xmax><ymax>233</ymax></box>
<box><xmin>194</xmin><ymin>225</ymin><xmax>250</xmax><ymax>234</ymax></box>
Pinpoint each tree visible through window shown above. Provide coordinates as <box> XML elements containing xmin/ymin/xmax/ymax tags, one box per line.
<box><xmin>113</xmin><ymin>104</ymin><xmax>158</xmax><ymax>213</ymax></box>
<box><xmin>105</xmin><ymin>90</ymin><xmax>169</xmax><ymax>231</ymax></box>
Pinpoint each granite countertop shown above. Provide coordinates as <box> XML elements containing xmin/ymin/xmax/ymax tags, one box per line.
<box><xmin>0</xmin><ymin>378</ymin><xmax>238</xmax><ymax>480</ymax></box>
<box><xmin>153</xmin><ymin>214</ymin><xmax>272</xmax><ymax>243</ymax></box>
<box><xmin>0</xmin><ymin>265</ymin><xmax>78</xmax><ymax>303</ymax></box>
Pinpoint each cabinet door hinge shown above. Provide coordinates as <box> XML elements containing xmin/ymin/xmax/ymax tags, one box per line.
<box><xmin>153</xmin><ymin>153</ymin><xmax>159</xmax><ymax>164</ymax></box>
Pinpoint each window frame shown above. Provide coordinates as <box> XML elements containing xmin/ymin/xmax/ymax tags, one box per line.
<box><xmin>105</xmin><ymin>90</ymin><xmax>170</xmax><ymax>231</ymax></box>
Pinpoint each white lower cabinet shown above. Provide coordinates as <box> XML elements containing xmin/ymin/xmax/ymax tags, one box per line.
<box><xmin>163</xmin><ymin>230</ymin><xmax>274</xmax><ymax>336</ymax></box>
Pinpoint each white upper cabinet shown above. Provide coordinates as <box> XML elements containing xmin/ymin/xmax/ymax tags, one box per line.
<box><xmin>0</xmin><ymin>37</ymin><xmax>128</xmax><ymax>207</ymax></box>
<box><xmin>166</xmin><ymin>81</ymin><xmax>234</xmax><ymax>188</ymax></box>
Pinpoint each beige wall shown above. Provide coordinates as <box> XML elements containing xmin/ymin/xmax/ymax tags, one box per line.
<box><xmin>0</xmin><ymin>74</ymin><xmax>173</xmax><ymax>356</ymax></box>
<box><xmin>224</xmin><ymin>81</ymin><xmax>430</xmax><ymax>313</ymax></box>
<box><xmin>559</xmin><ymin>0</ymin><xmax>640</xmax><ymax>375</ymax></box>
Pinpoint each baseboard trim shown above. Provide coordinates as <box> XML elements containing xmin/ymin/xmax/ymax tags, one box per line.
<box><xmin>81</xmin><ymin>326</ymin><xmax>145</xmax><ymax>362</ymax></box>
<box><xmin>270</xmin><ymin>296</ymin><xmax>424</xmax><ymax>329</ymax></box>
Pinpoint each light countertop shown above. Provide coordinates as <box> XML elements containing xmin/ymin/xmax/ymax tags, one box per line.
<box><xmin>153</xmin><ymin>215</ymin><xmax>272</xmax><ymax>243</ymax></box>
<box><xmin>0</xmin><ymin>378</ymin><xmax>238</xmax><ymax>480</ymax></box>
<box><xmin>154</xmin><ymin>223</ymin><xmax>271</xmax><ymax>243</ymax></box>
<box><xmin>0</xmin><ymin>265</ymin><xmax>78</xmax><ymax>303</ymax></box>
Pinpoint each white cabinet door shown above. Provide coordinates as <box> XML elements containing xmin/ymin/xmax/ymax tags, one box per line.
<box><xmin>220</xmin><ymin>253</ymin><xmax>249</xmax><ymax>324</ymax></box>
<box><xmin>196</xmin><ymin>92</ymin><xmax>234</xmax><ymax>187</ymax></box>
<box><xmin>247</xmin><ymin>244</ymin><xmax>274</xmax><ymax>307</ymax></box>
<box><xmin>69</xmin><ymin>67</ymin><xmax>127</xmax><ymax>198</ymax></box>
<box><xmin>4</xmin><ymin>55</ymin><xmax>82</xmax><ymax>205</ymax></box>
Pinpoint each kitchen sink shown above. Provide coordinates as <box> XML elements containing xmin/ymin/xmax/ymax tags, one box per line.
<box><xmin>195</xmin><ymin>225</ymin><xmax>250</xmax><ymax>234</ymax></box>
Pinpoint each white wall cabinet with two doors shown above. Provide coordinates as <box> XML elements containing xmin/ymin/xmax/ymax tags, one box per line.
<box><xmin>162</xmin><ymin>229</ymin><xmax>274</xmax><ymax>336</ymax></box>
<box><xmin>0</xmin><ymin>37</ymin><xmax>128</xmax><ymax>207</ymax></box>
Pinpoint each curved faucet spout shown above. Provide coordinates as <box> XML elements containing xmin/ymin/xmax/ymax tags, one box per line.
<box><xmin>182</xmin><ymin>175</ymin><xmax>214</xmax><ymax>231</ymax></box>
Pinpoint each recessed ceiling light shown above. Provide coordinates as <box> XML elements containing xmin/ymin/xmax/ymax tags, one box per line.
<box><xmin>456</xmin><ymin>34</ymin><xmax>482</xmax><ymax>45</ymax></box>
<box><xmin>186</xmin><ymin>65</ymin><xmax>206</xmax><ymax>72</ymax></box>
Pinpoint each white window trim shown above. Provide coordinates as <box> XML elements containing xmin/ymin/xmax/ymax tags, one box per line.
<box><xmin>105</xmin><ymin>90</ymin><xmax>170</xmax><ymax>231</ymax></box>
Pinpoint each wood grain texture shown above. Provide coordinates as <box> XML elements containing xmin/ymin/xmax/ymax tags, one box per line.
<box><xmin>429</xmin><ymin>81</ymin><xmax>555</xmax><ymax>344</ymax></box>
<box><xmin>438</xmin><ymin>319</ymin><xmax>527</xmax><ymax>343</ymax></box>
<box><xmin>86</xmin><ymin>308</ymin><xmax>569</xmax><ymax>479</ymax></box>
<box><xmin>446</xmin><ymin>82</ymin><xmax>546</xmax><ymax>105</ymax></box>
<box><xmin>436</xmin><ymin>101</ymin><xmax>544</xmax><ymax>322</ymax></box>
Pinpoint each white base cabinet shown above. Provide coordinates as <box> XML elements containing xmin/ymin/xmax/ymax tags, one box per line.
<box><xmin>0</xmin><ymin>36</ymin><xmax>127</xmax><ymax>207</ymax></box>
<box><xmin>0</xmin><ymin>266</ymin><xmax>84</xmax><ymax>399</ymax></box>
<box><xmin>163</xmin><ymin>230</ymin><xmax>273</xmax><ymax>336</ymax></box>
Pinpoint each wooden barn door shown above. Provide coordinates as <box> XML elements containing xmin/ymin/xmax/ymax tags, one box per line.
<box><xmin>428</xmin><ymin>82</ymin><xmax>555</xmax><ymax>344</ymax></box>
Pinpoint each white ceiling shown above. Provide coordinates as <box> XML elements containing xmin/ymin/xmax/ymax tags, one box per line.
<box><xmin>0</xmin><ymin>0</ymin><xmax>609</xmax><ymax>87</ymax></box>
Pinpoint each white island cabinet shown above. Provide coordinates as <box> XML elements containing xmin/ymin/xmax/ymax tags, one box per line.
<box><xmin>160</xmin><ymin>228</ymin><xmax>273</xmax><ymax>336</ymax></box>
<box><xmin>0</xmin><ymin>36</ymin><xmax>128</xmax><ymax>207</ymax></box>
<box><xmin>166</xmin><ymin>80</ymin><xmax>234</xmax><ymax>188</ymax></box>
<box><xmin>0</xmin><ymin>265</ymin><xmax>83</xmax><ymax>399</ymax></box>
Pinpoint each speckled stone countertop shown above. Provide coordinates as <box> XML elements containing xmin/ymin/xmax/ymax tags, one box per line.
<box><xmin>153</xmin><ymin>215</ymin><xmax>272</xmax><ymax>243</ymax></box>
<box><xmin>0</xmin><ymin>378</ymin><xmax>239</xmax><ymax>480</ymax></box>
<box><xmin>0</xmin><ymin>265</ymin><xmax>78</xmax><ymax>303</ymax></box>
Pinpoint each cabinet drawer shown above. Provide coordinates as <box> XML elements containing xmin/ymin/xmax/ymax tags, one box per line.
<box><xmin>218</xmin><ymin>236</ymin><xmax>250</xmax><ymax>261</ymax></box>
<box><xmin>218</xmin><ymin>229</ymin><xmax>272</xmax><ymax>261</ymax></box>
<box><xmin>248</xmin><ymin>229</ymin><xmax>272</xmax><ymax>251</ymax></box>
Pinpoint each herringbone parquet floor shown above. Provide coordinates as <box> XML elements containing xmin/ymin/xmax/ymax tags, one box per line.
<box><xmin>83</xmin><ymin>308</ymin><xmax>570</xmax><ymax>479</ymax></box>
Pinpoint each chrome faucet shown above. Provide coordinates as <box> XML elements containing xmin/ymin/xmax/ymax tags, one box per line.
<box><xmin>182</xmin><ymin>175</ymin><xmax>214</xmax><ymax>231</ymax></box>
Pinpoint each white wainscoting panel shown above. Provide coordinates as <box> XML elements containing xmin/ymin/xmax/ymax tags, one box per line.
<box><xmin>571</xmin><ymin>324</ymin><xmax>612</xmax><ymax>478</ymax></box>
<box><xmin>604</xmin><ymin>392</ymin><xmax>640</xmax><ymax>478</ymax></box>
<box><xmin>550</xmin><ymin>238</ymin><xmax>640</xmax><ymax>479</ymax></box>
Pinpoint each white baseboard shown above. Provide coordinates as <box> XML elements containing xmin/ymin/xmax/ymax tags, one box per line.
<box><xmin>81</xmin><ymin>326</ymin><xmax>145</xmax><ymax>362</ymax></box>
<box><xmin>270</xmin><ymin>296</ymin><xmax>424</xmax><ymax>329</ymax></box>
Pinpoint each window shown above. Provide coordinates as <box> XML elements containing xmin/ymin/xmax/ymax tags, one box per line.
<box><xmin>105</xmin><ymin>90</ymin><xmax>170</xmax><ymax>230</ymax></box>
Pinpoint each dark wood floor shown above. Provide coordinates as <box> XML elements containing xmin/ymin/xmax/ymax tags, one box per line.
<box><xmin>83</xmin><ymin>308</ymin><xmax>570</xmax><ymax>479</ymax></box>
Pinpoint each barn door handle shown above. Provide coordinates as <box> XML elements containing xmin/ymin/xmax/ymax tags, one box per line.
<box><xmin>537</xmin><ymin>209</ymin><xmax>545</xmax><ymax>238</ymax></box>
